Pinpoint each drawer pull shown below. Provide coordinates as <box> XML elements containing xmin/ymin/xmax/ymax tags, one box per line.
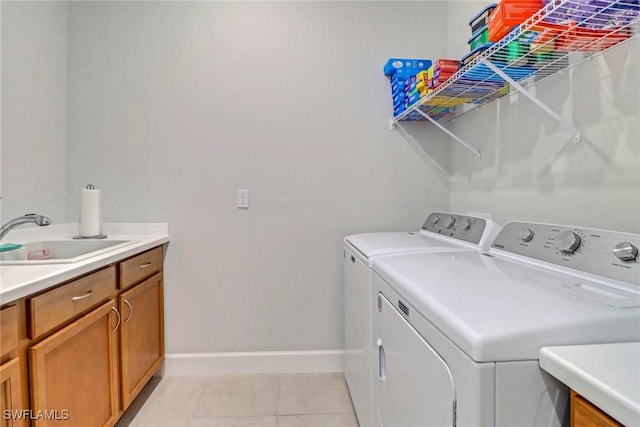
<box><xmin>111</xmin><ymin>307</ymin><xmax>121</xmax><ymax>331</ymax></box>
<box><xmin>71</xmin><ymin>290</ymin><xmax>93</xmax><ymax>301</ymax></box>
<box><xmin>139</xmin><ymin>262</ymin><xmax>153</xmax><ymax>269</ymax></box>
<box><xmin>123</xmin><ymin>299</ymin><xmax>133</xmax><ymax>323</ymax></box>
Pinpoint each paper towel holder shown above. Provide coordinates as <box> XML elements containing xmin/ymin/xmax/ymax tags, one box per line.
<box><xmin>73</xmin><ymin>184</ymin><xmax>108</xmax><ymax>239</ymax></box>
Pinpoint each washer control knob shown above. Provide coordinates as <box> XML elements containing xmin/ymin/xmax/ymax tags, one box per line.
<box><xmin>613</xmin><ymin>242</ymin><xmax>638</xmax><ymax>262</ymax></box>
<box><xmin>520</xmin><ymin>228</ymin><xmax>534</xmax><ymax>242</ymax></box>
<box><xmin>431</xmin><ymin>216</ymin><xmax>440</xmax><ymax>225</ymax></box>
<box><xmin>556</xmin><ymin>231</ymin><xmax>582</xmax><ymax>254</ymax></box>
<box><xmin>463</xmin><ymin>220</ymin><xmax>472</xmax><ymax>231</ymax></box>
<box><xmin>443</xmin><ymin>216</ymin><xmax>456</xmax><ymax>229</ymax></box>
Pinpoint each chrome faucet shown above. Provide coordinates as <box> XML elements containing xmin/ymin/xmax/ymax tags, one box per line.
<box><xmin>0</xmin><ymin>214</ymin><xmax>52</xmax><ymax>241</ymax></box>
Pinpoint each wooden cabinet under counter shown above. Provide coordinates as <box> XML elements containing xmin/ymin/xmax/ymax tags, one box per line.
<box><xmin>29</xmin><ymin>300</ymin><xmax>120</xmax><ymax>427</ymax></box>
<box><xmin>1</xmin><ymin>357</ymin><xmax>25</xmax><ymax>427</ymax></box>
<box><xmin>1</xmin><ymin>305</ymin><xmax>19</xmax><ymax>360</ymax></box>
<box><xmin>0</xmin><ymin>243</ymin><xmax>166</xmax><ymax>427</ymax></box>
<box><xmin>119</xmin><ymin>272</ymin><xmax>164</xmax><ymax>408</ymax></box>
<box><xmin>119</xmin><ymin>246</ymin><xmax>163</xmax><ymax>290</ymax></box>
<box><xmin>571</xmin><ymin>390</ymin><xmax>623</xmax><ymax>427</ymax></box>
<box><xmin>1</xmin><ymin>304</ymin><xmax>28</xmax><ymax>427</ymax></box>
<box><xmin>28</xmin><ymin>266</ymin><xmax>117</xmax><ymax>339</ymax></box>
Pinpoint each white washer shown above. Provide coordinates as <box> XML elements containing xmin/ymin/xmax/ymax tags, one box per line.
<box><xmin>343</xmin><ymin>212</ymin><xmax>501</xmax><ymax>427</ymax></box>
<box><xmin>372</xmin><ymin>221</ymin><xmax>640</xmax><ymax>427</ymax></box>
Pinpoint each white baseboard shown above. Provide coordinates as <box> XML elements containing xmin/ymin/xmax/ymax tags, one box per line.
<box><xmin>162</xmin><ymin>350</ymin><xmax>345</xmax><ymax>376</ymax></box>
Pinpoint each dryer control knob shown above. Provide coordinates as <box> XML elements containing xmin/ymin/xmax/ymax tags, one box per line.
<box><xmin>443</xmin><ymin>216</ymin><xmax>456</xmax><ymax>229</ymax></box>
<box><xmin>520</xmin><ymin>228</ymin><xmax>534</xmax><ymax>242</ymax></box>
<box><xmin>431</xmin><ymin>216</ymin><xmax>440</xmax><ymax>225</ymax></box>
<box><xmin>463</xmin><ymin>220</ymin><xmax>472</xmax><ymax>231</ymax></box>
<box><xmin>556</xmin><ymin>231</ymin><xmax>582</xmax><ymax>254</ymax></box>
<box><xmin>613</xmin><ymin>242</ymin><xmax>638</xmax><ymax>261</ymax></box>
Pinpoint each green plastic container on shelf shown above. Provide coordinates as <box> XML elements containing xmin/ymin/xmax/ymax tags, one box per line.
<box><xmin>506</xmin><ymin>40</ymin><xmax>529</xmax><ymax>65</ymax></box>
<box><xmin>468</xmin><ymin>25</ymin><xmax>490</xmax><ymax>51</ymax></box>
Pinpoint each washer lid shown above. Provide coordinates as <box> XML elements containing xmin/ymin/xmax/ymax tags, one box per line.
<box><xmin>344</xmin><ymin>232</ymin><xmax>460</xmax><ymax>265</ymax></box>
<box><xmin>373</xmin><ymin>251</ymin><xmax>640</xmax><ymax>362</ymax></box>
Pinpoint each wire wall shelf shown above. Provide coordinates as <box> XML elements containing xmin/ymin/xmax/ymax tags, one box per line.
<box><xmin>392</xmin><ymin>0</ymin><xmax>640</xmax><ymax>157</ymax></box>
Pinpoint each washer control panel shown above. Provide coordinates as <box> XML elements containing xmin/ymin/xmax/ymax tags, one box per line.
<box><xmin>491</xmin><ymin>221</ymin><xmax>640</xmax><ymax>286</ymax></box>
<box><xmin>421</xmin><ymin>212</ymin><xmax>487</xmax><ymax>245</ymax></box>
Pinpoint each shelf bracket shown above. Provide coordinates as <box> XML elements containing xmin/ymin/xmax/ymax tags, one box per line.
<box><xmin>392</xmin><ymin>122</ymin><xmax>448</xmax><ymax>177</ymax></box>
<box><xmin>481</xmin><ymin>59</ymin><xmax>581</xmax><ymax>143</ymax></box>
<box><xmin>413</xmin><ymin>109</ymin><xmax>481</xmax><ymax>158</ymax></box>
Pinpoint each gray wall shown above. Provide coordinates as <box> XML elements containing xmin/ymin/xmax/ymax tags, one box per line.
<box><xmin>64</xmin><ymin>1</ymin><xmax>450</xmax><ymax>353</ymax></box>
<box><xmin>1</xmin><ymin>1</ymin><xmax>68</xmax><ymax>225</ymax></box>
<box><xmin>2</xmin><ymin>0</ymin><xmax>638</xmax><ymax>358</ymax></box>
<box><xmin>446</xmin><ymin>2</ymin><xmax>640</xmax><ymax>232</ymax></box>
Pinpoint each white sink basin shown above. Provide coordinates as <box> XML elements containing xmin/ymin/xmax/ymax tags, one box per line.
<box><xmin>0</xmin><ymin>239</ymin><xmax>137</xmax><ymax>265</ymax></box>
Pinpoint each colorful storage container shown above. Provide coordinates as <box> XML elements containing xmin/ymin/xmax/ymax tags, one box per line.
<box><xmin>488</xmin><ymin>0</ymin><xmax>544</xmax><ymax>42</ymax></box>
<box><xmin>542</xmin><ymin>0</ymin><xmax>640</xmax><ymax>28</ymax></box>
<box><xmin>469</xmin><ymin>25</ymin><xmax>491</xmax><ymax>50</ymax></box>
<box><xmin>469</xmin><ymin>3</ymin><xmax>498</xmax><ymax>33</ymax></box>
<box><xmin>460</xmin><ymin>44</ymin><xmax>494</xmax><ymax>67</ymax></box>
<box><xmin>462</xmin><ymin>61</ymin><xmax>536</xmax><ymax>82</ymax></box>
<box><xmin>435</xmin><ymin>59</ymin><xmax>459</xmax><ymax>73</ymax></box>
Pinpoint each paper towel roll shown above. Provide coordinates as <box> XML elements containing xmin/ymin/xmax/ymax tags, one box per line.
<box><xmin>79</xmin><ymin>186</ymin><xmax>102</xmax><ymax>237</ymax></box>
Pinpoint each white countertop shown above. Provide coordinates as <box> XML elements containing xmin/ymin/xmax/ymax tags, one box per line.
<box><xmin>540</xmin><ymin>342</ymin><xmax>640</xmax><ymax>426</ymax></box>
<box><xmin>0</xmin><ymin>223</ymin><xmax>169</xmax><ymax>304</ymax></box>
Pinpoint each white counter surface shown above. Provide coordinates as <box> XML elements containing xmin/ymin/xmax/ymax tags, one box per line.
<box><xmin>0</xmin><ymin>223</ymin><xmax>169</xmax><ymax>304</ymax></box>
<box><xmin>540</xmin><ymin>342</ymin><xmax>640</xmax><ymax>426</ymax></box>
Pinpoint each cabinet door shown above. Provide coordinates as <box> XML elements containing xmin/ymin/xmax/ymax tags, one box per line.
<box><xmin>119</xmin><ymin>272</ymin><xmax>164</xmax><ymax>408</ymax></box>
<box><xmin>29</xmin><ymin>300</ymin><xmax>119</xmax><ymax>427</ymax></box>
<box><xmin>1</xmin><ymin>357</ymin><xmax>27</xmax><ymax>427</ymax></box>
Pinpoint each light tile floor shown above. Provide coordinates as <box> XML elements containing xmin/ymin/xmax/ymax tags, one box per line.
<box><xmin>115</xmin><ymin>373</ymin><xmax>359</xmax><ymax>427</ymax></box>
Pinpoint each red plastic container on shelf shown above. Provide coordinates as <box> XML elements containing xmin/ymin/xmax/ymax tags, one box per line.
<box><xmin>527</xmin><ymin>21</ymin><xmax>577</xmax><ymax>50</ymax></box>
<box><xmin>567</xmin><ymin>26</ymin><xmax>632</xmax><ymax>51</ymax></box>
<box><xmin>527</xmin><ymin>21</ymin><xmax>631</xmax><ymax>52</ymax></box>
<box><xmin>488</xmin><ymin>0</ymin><xmax>544</xmax><ymax>42</ymax></box>
<box><xmin>435</xmin><ymin>59</ymin><xmax>459</xmax><ymax>73</ymax></box>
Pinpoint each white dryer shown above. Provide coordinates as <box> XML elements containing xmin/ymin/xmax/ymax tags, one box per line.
<box><xmin>343</xmin><ymin>212</ymin><xmax>501</xmax><ymax>427</ymax></box>
<box><xmin>371</xmin><ymin>221</ymin><xmax>640</xmax><ymax>427</ymax></box>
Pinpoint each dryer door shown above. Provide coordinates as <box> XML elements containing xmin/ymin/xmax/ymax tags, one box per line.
<box><xmin>375</xmin><ymin>293</ymin><xmax>456</xmax><ymax>427</ymax></box>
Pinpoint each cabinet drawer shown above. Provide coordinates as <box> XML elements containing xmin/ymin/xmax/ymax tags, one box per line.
<box><xmin>28</xmin><ymin>266</ymin><xmax>116</xmax><ymax>339</ymax></box>
<box><xmin>119</xmin><ymin>246</ymin><xmax>163</xmax><ymax>289</ymax></box>
<box><xmin>1</xmin><ymin>304</ymin><xmax>19</xmax><ymax>358</ymax></box>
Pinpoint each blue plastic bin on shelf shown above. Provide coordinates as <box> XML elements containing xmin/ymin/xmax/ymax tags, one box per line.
<box><xmin>462</xmin><ymin>61</ymin><xmax>536</xmax><ymax>82</ymax></box>
<box><xmin>469</xmin><ymin>3</ymin><xmax>498</xmax><ymax>33</ymax></box>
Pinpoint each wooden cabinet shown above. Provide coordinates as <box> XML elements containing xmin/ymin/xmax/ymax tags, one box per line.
<box><xmin>28</xmin><ymin>266</ymin><xmax>116</xmax><ymax>339</ymax></box>
<box><xmin>119</xmin><ymin>246</ymin><xmax>163</xmax><ymax>290</ymax></box>
<box><xmin>1</xmin><ymin>244</ymin><xmax>165</xmax><ymax>426</ymax></box>
<box><xmin>571</xmin><ymin>390</ymin><xmax>623</xmax><ymax>427</ymax></box>
<box><xmin>1</xmin><ymin>305</ymin><xmax>19</xmax><ymax>360</ymax></box>
<box><xmin>0</xmin><ymin>358</ymin><xmax>25</xmax><ymax>427</ymax></box>
<box><xmin>1</xmin><ymin>304</ymin><xmax>27</xmax><ymax>427</ymax></box>
<box><xmin>119</xmin><ymin>272</ymin><xmax>164</xmax><ymax>408</ymax></box>
<box><xmin>29</xmin><ymin>301</ymin><xmax>120</xmax><ymax>427</ymax></box>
